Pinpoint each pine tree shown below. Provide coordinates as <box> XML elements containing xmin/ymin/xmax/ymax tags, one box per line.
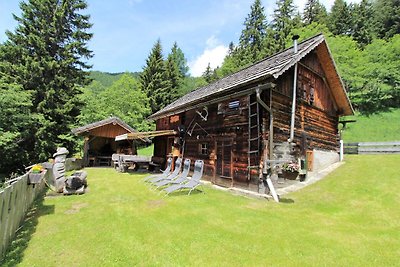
<box><xmin>228</xmin><ymin>42</ymin><xmax>235</xmax><ymax>56</ymax></box>
<box><xmin>328</xmin><ymin>0</ymin><xmax>353</xmax><ymax>35</ymax></box>
<box><xmin>303</xmin><ymin>0</ymin><xmax>328</xmax><ymax>25</ymax></box>
<box><xmin>352</xmin><ymin>0</ymin><xmax>374</xmax><ymax>47</ymax></box>
<box><xmin>373</xmin><ymin>0</ymin><xmax>400</xmax><ymax>39</ymax></box>
<box><xmin>238</xmin><ymin>0</ymin><xmax>268</xmax><ymax>63</ymax></box>
<box><xmin>272</xmin><ymin>0</ymin><xmax>298</xmax><ymax>51</ymax></box>
<box><xmin>0</xmin><ymin>0</ymin><xmax>92</xmax><ymax>163</ymax></box>
<box><xmin>169</xmin><ymin>42</ymin><xmax>189</xmax><ymax>79</ymax></box>
<box><xmin>165</xmin><ymin>52</ymin><xmax>181</xmax><ymax>104</ymax></box>
<box><xmin>202</xmin><ymin>63</ymin><xmax>213</xmax><ymax>84</ymax></box>
<box><xmin>140</xmin><ymin>39</ymin><xmax>171</xmax><ymax>113</ymax></box>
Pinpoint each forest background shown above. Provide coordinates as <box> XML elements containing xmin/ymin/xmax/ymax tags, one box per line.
<box><xmin>0</xmin><ymin>0</ymin><xmax>399</xmax><ymax>178</ymax></box>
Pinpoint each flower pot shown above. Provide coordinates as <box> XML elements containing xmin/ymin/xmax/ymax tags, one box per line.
<box><xmin>28</xmin><ymin>170</ymin><xmax>46</xmax><ymax>184</ymax></box>
<box><xmin>281</xmin><ymin>170</ymin><xmax>299</xmax><ymax>180</ymax></box>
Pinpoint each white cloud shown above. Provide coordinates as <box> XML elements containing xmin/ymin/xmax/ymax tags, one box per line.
<box><xmin>293</xmin><ymin>0</ymin><xmax>362</xmax><ymax>12</ymax></box>
<box><xmin>189</xmin><ymin>36</ymin><xmax>228</xmax><ymax>77</ymax></box>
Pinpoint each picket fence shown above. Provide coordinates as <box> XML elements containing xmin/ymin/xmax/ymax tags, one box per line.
<box><xmin>344</xmin><ymin>141</ymin><xmax>400</xmax><ymax>154</ymax></box>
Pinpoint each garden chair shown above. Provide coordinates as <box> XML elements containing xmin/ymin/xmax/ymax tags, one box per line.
<box><xmin>148</xmin><ymin>157</ymin><xmax>182</xmax><ymax>184</ymax></box>
<box><xmin>154</xmin><ymin>158</ymin><xmax>191</xmax><ymax>189</ymax></box>
<box><xmin>144</xmin><ymin>157</ymin><xmax>172</xmax><ymax>182</ymax></box>
<box><xmin>163</xmin><ymin>159</ymin><xmax>204</xmax><ymax>195</ymax></box>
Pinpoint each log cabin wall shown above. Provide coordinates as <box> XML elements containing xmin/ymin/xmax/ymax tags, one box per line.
<box><xmin>154</xmin><ymin>52</ymin><xmax>341</xmax><ymax>190</ymax></box>
<box><xmin>273</xmin><ymin>52</ymin><xmax>340</xmax><ymax>153</ymax></box>
<box><xmin>181</xmin><ymin>97</ymin><xmax>251</xmax><ymax>188</ymax></box>
<box><xmin>154</xmin><ymin>89</ymin><xmax>261</xmax><ymax>189</ymax></box>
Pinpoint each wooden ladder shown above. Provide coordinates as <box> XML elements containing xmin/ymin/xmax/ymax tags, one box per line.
<box><xmin>247</xmin><ymin>93</ymin><xmax>260</xmax><ymax>181</ymax></box>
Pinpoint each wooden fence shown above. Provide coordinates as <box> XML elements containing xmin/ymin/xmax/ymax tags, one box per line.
<box><xmin>0</xmin><ymin>172</ymin><xmax>47</xmax><ymax>258</ymax></box>
<box><xmin>344</xmin><ymin>141</ymin><xmax>400</xmax><ymax>154</ymax></box>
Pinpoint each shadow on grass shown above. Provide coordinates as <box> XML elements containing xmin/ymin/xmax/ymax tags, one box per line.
<box><xmin>166</xmin><ymin>189</ymin><xmax>204</xmax><ymax>197</ymax></box>
<box><xmin>1</xmin><ymin>190</ymin><xmax>54</xmax><ymax>267</ymax></box>
<box><xmin>279</xmin><ymin>198</ymin><xmax>295</xmax><ymax>204</ymax></box>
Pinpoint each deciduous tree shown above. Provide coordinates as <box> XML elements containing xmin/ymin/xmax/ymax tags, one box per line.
<box><xmin>0</xmin><ymin>0</ymin><xmax>93</xmax><ymax>164</ymax></box>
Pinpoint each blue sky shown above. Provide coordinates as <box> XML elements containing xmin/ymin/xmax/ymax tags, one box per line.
<box><xmin>0</xmin><ymin>0</ymin><xmax>349</xmax><ymax>76</ymax></box>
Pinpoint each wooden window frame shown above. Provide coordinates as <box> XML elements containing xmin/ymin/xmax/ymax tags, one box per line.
<box><xmin>199</xmin><ymin>143</ymin><xmax>209</xmax><ymax>156</ymax></box>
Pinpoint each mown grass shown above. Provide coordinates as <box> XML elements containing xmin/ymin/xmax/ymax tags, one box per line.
<box><xmin>137</xmin><ymin>144</ymin><xmax>154</xmax><ymax>156</ymax></box>
<box><xmin>342</xmin><ymin>108</ymin><xmax>400</xmax><ymax>142</ymax></box>
<box><xmin>2</xmin><ymin>155</ymin><xmax>400</xmax><ymax>266</ymax></box>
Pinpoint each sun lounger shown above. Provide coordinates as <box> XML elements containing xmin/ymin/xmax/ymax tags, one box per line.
<box><xmin>163</xmin><ymin>159</ymin><xmax>204</xmax><ymax>195</ymax></box>
<box><xmin>148</xmin><ymin>157</ymin><xmax>182</xmax><ymax>184</ymax></box>
<box><xmin>154</xmin><ymin>158</ymin><xmax>191</xmax><ymax>189</ymax></box>
<box><xmin>144</xmin><ymin>157</ymin><xmax>172</xmax><ymax>182</ymax></box>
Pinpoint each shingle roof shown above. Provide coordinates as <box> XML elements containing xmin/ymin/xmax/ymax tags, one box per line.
<box><xmin>72</xmin><ymin>117</ymin><xmax>150</xmax><ymax>142</ymax></box>
<box><xmin>149</xmin><ymin>34</ymin><xmax>353</xmax><ymax>120</ymax></box>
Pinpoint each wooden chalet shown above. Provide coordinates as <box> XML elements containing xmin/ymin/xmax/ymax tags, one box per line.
<box><xmin>72</xmin><ymin>117</ymin><xmax>147</xmax><ymax>167</ymax></box>
<box><xmin>149</xmin><ymin>34</ymin><xmax>354</xmax><ymax>192</ymax></box>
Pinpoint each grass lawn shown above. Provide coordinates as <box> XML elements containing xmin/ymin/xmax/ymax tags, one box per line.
<box><xmin>137</xmin><ymin>144</ymin><xmax>154</xmax><ymax>156</ymax></box>
<box><xmin>2</xmin><ymin>155</ymin><xmax>400</xmax><ymax>266</ymax></box>
<box><xmin>342</xmin><ymin>108</ymin><xmax>400</xmax><ymax>142</ymax></box>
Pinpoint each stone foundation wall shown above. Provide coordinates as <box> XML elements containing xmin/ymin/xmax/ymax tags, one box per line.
<box><xmin>312</xmin><ymin>149</ymin><xmax>339</xmax><ymax>172</ymax></box>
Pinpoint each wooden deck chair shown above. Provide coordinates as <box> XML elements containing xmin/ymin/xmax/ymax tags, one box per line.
<box><xmin>154</xmin><ymin>158</ymin><xmax>191</xmax><ymax>189</ymax></box>
<box><xmin>148</xmin><ymin>157</ymin><xmax>182</xmax><ymax>184</ymax></box>
<box><xmin>163</xmin><ymin>159</ymin><xmax>204</xmax><ymax>195</ymax></box>
<box><xmin>144</xmin><ymin>157</ymin><xmax>172</xmax><ymax>182</ymax></box>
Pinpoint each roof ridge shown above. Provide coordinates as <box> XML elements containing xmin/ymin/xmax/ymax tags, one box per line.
<box><xmin>150</xmin><ymin>33</ymin><xmax>327</xmax><ymax>120</ymax></box>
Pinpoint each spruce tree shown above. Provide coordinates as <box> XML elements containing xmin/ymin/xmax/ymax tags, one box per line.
<box><xmin>165</xmin><ymin>42</ymin><xmax>189</xmax><ymax>101</ymax></box>
<box><xmin>165</xmin><ymin>52</ymin><xmax>181</xmax><ymax>104</ymax></box>
<box><xmin>228</xmin><ymin>42</ymin><xmax>235</xmax><ymax>56</ymax></box>
<box><xmin>169</xmin><ymin>42</ymin><xmax>189</xmax><ymax>79</ymax></box>
<box><xmin>328</xmin><ymin>0</ymin><xmax>353</xmax><ymax>35</ymax></box>
<box><xmin>272</xmin><ymin>0</ymin><xmax>298</xmax><ymax>51</ymax></box>
<box><xmin>0</xmin><ymin>0</ymin><xmax>92</xmax><ymax>163</ymax></box>
<box><xmin>202</xmin><ymin>63</ymin><xmax>213</xmax><ymax>84</ymax></box>
<box><xmin>303</xmin><ymin>0</ymin><xmax>328</xmax><ymax>25</ymax></box>
<box><xmin>238</xmin><ymin>0</ymin><xmax>268</xmax><ymax>63</ymax></box>
<box><xmin>373</xmin><ymin>0</ymin><xmax>400</xmax><ymax>39</ymax></box>
<box><xmin>352</xmin><ymin>0</ymin><xmax>374</xmax><ymax>47</ymax></box>
<box><xmin>140</xmin><ymin>39</ymin><xmax>171</xmax><ymax>113</ymax></box>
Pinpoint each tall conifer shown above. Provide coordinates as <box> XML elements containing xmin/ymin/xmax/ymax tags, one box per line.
<box><xmin>373</xmin><ymin>0</ymin><xmax>400</xmax><ymax>39</ymax></box>
<box><xmin>0</xmin><ymin>0</ymin><xmax>93</xmax><ymax>162</ymax></box>
<box><xmin>328</xmin><ymin>0</ymin><xmax>352</xmax><ymax>35</ymax></box>
<box><xmin>238</xmin><ymin>0</ymin><xmax>268</xmax><ymax>64</ymax></box>
<box><xmin>352</xmin><ymin>0</ymin><xmax>374</xmax><ymax>46</ymax></box>
<box><xmin>140</xmin><ymin>40</ymin><xmax>171</xmax><ymax>113</ymax></box>
<box><xmin>272</xmin><ymin>0</ymin><xmax>298</xmax><ymax>51</ymax></box>
<box><xmin>303</xmin><ymin>0</ymin><xmax>328</xmax><ymax>25</ymax></box>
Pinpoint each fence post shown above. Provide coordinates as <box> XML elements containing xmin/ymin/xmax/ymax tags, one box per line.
<box><xmin>339</xmin><ymin>140</ymin><xmax>344</xmax><ymax>161</ymax></box>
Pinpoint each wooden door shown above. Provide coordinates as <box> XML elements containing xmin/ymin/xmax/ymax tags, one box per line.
<box><xmin>216</xmin><ymin>139</ymin><xmax>233</xmax><ymax>184</ymax></box>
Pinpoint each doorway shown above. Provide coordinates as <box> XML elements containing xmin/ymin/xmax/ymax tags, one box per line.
<box><xmin>216</xmin><ymin>138</ymin><xmax>233</xmax><ymax>186</ymax></box>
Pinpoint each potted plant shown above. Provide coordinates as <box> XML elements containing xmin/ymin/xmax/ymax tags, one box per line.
<box><xmin>281</xmin><ymin>161</ymin><xmax>300</xmax><ymax>180</ymax></box>
<box><xmin>28</xmin><ymin>164</ymin><xmax>46</xmax><ymax>184</ymax></box>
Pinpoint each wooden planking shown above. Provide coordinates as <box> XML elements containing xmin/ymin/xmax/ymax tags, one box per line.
<box><xmin>272</xmin><ymin>90</ymin><xmax>339</xmax><ymax>151</ymax></box>
<box><xmin>344</xmin><ymin>141</ymin><xmax>400</xmax><ymax>154</ymax></box>
<box><xmin>316</xmin><ymin>42</ymin><xmax>353</xmax><ymax>115</ymax></box>
<box><xmin>358</xmin><ymin>141</ymin><xmax>400</xmax><ymax>147</ymax></box>
<box><xmin>0</xmin><ymin>186</ymin><xmax>11</xmax><ymax>257</ymax></box>
<box><xmin>154</xmin><ymin>58</ymin><xmax>343</xmax><ymax>189</ymax></box>
<box><xmin>88</xmin><ymin>123</ymin><xmax>130</xmax><ymax>138</ymax></box>
<box><xmin>0</xmin><ymin>173</ymin><xmax>46</xmax><ymax>258</ymax></box>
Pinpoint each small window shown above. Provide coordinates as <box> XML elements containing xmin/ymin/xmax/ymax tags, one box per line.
<box><xmin>199</xmin><ymin>143</ymin><xmax>208</xmax><ymax>155</ymax></box>
<box><xmin>228</xmin><ymin>100</ymin><xmax>240</xmax><ymax>110</ymax></box>
<box><xmin>309</xmin><ymin>86</ymin><xmax>315</xmax><ymax>105</ymax></box>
